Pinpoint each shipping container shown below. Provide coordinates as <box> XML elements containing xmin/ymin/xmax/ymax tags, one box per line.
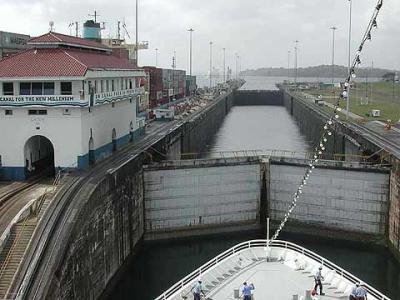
<box><xmin>185</xmin><ymin>75</ymin><xmax>197</xmax><ymax>97</ymax></box>
<box><xmin>143</xmin><ymin>66</ymin><xmax>163</xmax><ymax>108</ymax></box>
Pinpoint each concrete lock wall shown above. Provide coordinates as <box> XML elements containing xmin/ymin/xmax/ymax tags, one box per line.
<box><xmin>48</xmin><ymin>157</ymin><xmax>145</xmax><ymax>300</ymax></box>
<box><xmin>389</xmin><ymin>160</ymin><xmax>400</xmax><ymax>256</ymax></box>
<box><xmin>181</xmin><ymin>93</ymin><xmax>234</xmax><ymax>155</ymax></box>
<box><xmin>144</xmin><ymin>158</ymin><xmax>262</xmax><ymax>239</ymax></box>
<box><xmin>282</xmin><ymin>92</ymin><xmax>346</xmax><ymax>159</ymax></box>
<box><xmin>270</xmin><ymin>162</ymin><xmax>390</xmax><ymax>235</ymax></box>
<box><xmin>234</xmin><ymin>90</ymin><xmax>284</xmax><ymax>106</ymax></box>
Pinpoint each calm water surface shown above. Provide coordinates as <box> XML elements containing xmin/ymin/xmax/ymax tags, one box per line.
<box><xmin>205</xmin><ymin>106</ymin><xmax>310</xmax><ymax>156</ymax></box>
<box><xmin>108</xmin><ymin>76</ymin><xmax>400</xmax><ymax>300</ymax></box>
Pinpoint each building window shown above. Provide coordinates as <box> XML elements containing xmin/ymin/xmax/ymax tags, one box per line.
<box><xmin>125</xmin><ymin>79</ymin><xmax>128</xmax><ymax>90</ymax></box>
<box><xmin>3</xmin><ymin>82</ymin><xmax>14</xmax><ymax>95</ymax></box>
<box><xmin>120</xmin><ymin>79</ymin><xmax>123</xmax><ymax>90</ymax></box>
<box><xmin>32</xmin><ymin>82</ymin><xmax>42</xmax><ymax>95</ymax></box>
<box><xmin>106</xmin><ymin>80</ymin><xmax>109</xmax><ymax>92</ymax></box>
<box><xmin>100</xmin><ymin>80</ymin><xmax>104</xmax><ymax>93</ymax></box>
<box><xmin>28</xmin><ymin>109</ymin><xmax>47</xmax><ymax>115</ymax></box>
<box><xmin>129</xmin><ymin>79</ymin><xmax>133</xmax><ymax>89</ymax></box>
<box><xmin>44</xmin><ymin>82</ymin><xmax>55</xmax><ymax>95</ymax></box>
<box><xmin>61</xmin><ymin>82</ymin><xmax>72</xmax><ymax>95</ymax></box>
<box><xmin>19</xmin><ymin>82</ymin><xmax>55</xmax><ymax>95</ymax></box>
<box><xmin>20</xmin><ymin>82</ymin><xmax>31</xmax><ymax>95</ymax></box>
<box><xmin>94</xmin><ymin>81</ymin><xmax>98</xmax><ymax>94</ymax></box>
<box><xmin>111</xmin><ymin>80</ymin><xmax>115</xmax><ymax>92</ymax></box>
<box><xmin>5</xmin><ymin>109</ymin><xmax>13</xmax><ymax>115</ymax></box>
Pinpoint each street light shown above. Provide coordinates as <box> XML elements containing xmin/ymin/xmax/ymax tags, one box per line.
<box><xmin>209</xmin><ymin>41</ymin><xmax>213</xmax><ymax>88</ymax></box>
<box><xmin>346</xmin><ymin>0</ymin><xmax>353</xmax><ymax>120</ymax></box>
<box><xmin>155</xmin><ymin>48</ymin><xmax>158</xmax><ymax>67</ymax></box>
<box><xmin>238</xmin><ymin>55</ymin><xmax>241</xmax><ymax>79</ymax></box>
<box><xmin>235</xmin><ymin>53</ymin><xmax>239</xmax><ymax>80</ymax></box>
<box><xmin>188</xmin><ymin>28</ymin><xmax>194</xmax><ymax>76</ymax></box>
<box><xmin>223</xmin><ymin>48</ymin><xmax>226</xmax><ymax>83</ymax></box>
<box><xmin>287</xmin><ymin>50</ymin><xmax>291</xmax><ymax>81</ymax></box>
<box><xmin>330</xmin><ymin>26</ymin><xmax>337</xmax><ymax>93</ymax></box>
<box><xmin>135</xmin><ymin>0</ymin><xmax>139</xmax><ymax>66</ymax></box>
<box><xmin>294</xmin><ymin>40</ymin><xmax>299</xmax><ymax>83</ymax></box>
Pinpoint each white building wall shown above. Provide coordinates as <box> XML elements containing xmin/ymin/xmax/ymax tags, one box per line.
<box><xmin>0</xmin><ymin>107</ymin><xmax>82</xmax><ymax>168</ymax></box>
<box><xmin>0</xmin><ymin>97</ymin><xmax>138</xmax><ymax>172</ymax></box>
<box><xmin>80</xmin><ymin>98</ymin><xmax>137</xmax><ymax>158</ymax></box>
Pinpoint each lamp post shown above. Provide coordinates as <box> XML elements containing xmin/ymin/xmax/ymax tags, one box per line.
<box><xmin>238</xmin><ymin>55</ymin><xmax>241</xmax><ymax>79</ymax></box>
<box><xmin>188</xmin><ymin>28</ymin><xmax>194</xmax><ymax>76</ymax></box>
<box><xmin>155</xmin><ymin>48</ymin><xmax>158</xmax><ymax>67</ymax></box>
<box><xmin>223</xmin><ymin>48</ymin><xmax>226</xmax><ymax>83</ymax></box>
<box><xmin>209</xmin><ymin>41</ymin><xmax>213</xmax><ymax>88</ymax></box>
<box><xmin>346</xmin><ymin>0</ymin><xmax>353</xmax><ymax>120</ymax></box>
<box><xmin>135</xmin><ymin>0</ymin><xmax>139</xmax><ymax>66</ymax></box>
<box><xmin>330</xmin><ymin>26</ymin><xmax>337</xmax><ymax>93</ymax></box>
<box><xmin>171</xmin><ymin>51</ymin><xmax>176</xmax><ymax>103</ymax></box>
<box><xmin>287</xmin><ymin>50</ymin><xmax>291</xmax><ymax>81</ymax></box>
<box><xmin>294</xmin><ymin>40</ymin><xmax>299</xmax><ymax>83</ymax></box>
<box><xmin>235</xmin><ymin>53</ymin><xmax>239</xmax><ymax>80</ymax></box>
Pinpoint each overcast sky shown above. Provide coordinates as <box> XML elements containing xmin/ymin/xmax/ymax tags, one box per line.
<box><xmin>0</xmin><ymin>0</ymin><xmax>399</xmax><ymax>74</ymax></box>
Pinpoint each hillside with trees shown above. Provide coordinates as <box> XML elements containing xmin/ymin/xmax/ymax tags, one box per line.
<box><xmin>241</xmin><ymin>65</ymin><xmax>397</xmax><ymax>78</ymax></box>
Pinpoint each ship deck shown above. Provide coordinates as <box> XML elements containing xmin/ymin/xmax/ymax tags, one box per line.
<box><xmin>156</xmin><ymin>240</ymin><xmax>390</xmax><ymax>300</ymax></box>
<box><xmin>206</xmin><ymin>260</ymin><xmax>347</xmax><ymax>300</ymax></box>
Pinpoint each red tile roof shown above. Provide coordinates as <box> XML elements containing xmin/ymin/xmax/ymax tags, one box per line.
<box><xmin>0</xmin><ymin>48</ymin><xmax>138</xmax><ymax>77</ymax></box>
<box><xmin>29</xmin><ymin>32</ymin><xmax>110</xmax><ymax>51</ymax></box>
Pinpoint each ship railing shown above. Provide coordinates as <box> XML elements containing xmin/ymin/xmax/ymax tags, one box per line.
<box><xmin>155</xmin><ymin>239</ymin><xmax>391</xmax><ymax>300</ymax></box>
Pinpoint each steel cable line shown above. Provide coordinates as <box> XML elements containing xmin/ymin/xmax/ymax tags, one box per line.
<box><xmin>270</xmin><ymin>0</ymin><xmax>384</xmax><ymax>242</ymax></box>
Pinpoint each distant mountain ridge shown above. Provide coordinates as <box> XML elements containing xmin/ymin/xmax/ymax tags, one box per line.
<box><xmin>241</xmin><ymin>65</ymin><xmax>397</xmax><ymax>78</ymax></box>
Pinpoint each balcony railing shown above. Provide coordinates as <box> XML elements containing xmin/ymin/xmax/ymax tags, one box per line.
<box><xmin>93</xmin><ymin>87</ymin><xmax>145</xmax><ymax>105</ymax></box>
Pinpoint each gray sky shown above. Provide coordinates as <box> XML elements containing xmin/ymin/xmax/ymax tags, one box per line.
<box><xmin>0</xmin><ymin>0</ymin><xmax>399</xmax><ymax>74</ymax></box>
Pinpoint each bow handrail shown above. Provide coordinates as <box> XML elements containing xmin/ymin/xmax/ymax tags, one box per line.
<box><xmin>155</xmin><ymin>239</ymin><xmax>390</xmax><ymax>300</ymax></box>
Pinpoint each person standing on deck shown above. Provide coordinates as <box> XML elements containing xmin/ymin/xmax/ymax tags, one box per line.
<box><xmin>314</xmin><ymin>266</ymin><xmax>325</xmax><ymax>295</ymax></box>
<box><xmin>191</xmin><ymin>279</ymin><xmax>205</xmax><ymax>300</ymax></box>
<box><xmin>241</xmin><ymin>282</ymin><xmax>255</xmax><ymax>300</ymax></box>
<box><xmin>356</xmin><ymin>284</ymin><xmax>368</xmax><ymax>300</ymax></box>
<box><xmin>349</xmin><ymin>282</ymin><xmax>360</xmax><ymax>300</ymax></box>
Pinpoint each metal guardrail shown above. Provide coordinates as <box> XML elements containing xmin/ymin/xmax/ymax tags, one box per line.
<box><xmin>180</xmin><ymin>149</ymin><xmax>375</xmax><ymax>162</ymax></box>
<box><xmin>155</xmin><ymin>239</ymin><xmax>391</xmax><ymax>300</ymax></box>
<box><xmin>288</xmin><ymin>89</ymin><xmax>400</xmax><ymax>160</ymax></box>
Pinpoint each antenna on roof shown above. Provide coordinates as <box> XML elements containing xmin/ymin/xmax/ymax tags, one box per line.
<box><xmin>68</xmin><ymin>22</ymin><xmax>74</xmax><ymax>35</ymax></box>
<box><xmin>49</xmin><ymin>21</ymin><xmax>55</xmax><ymax>32</ymax></box>
<box><xmin>122</xmin><ymin>22</ymin><xmax>131</xmax><ymax>40</ymax></box>
<box><xmin>117</xmin><ymin>21</ymin><xmax>121</xmax><ymax>40</ymax></box>
<box><xmin>75</xmin><ymin>22</ymin><xmax>79</xmax><ymax>37</ymax></box>
<box><xmin>88</xmin><ymin>10</ymin><xmax>99</xmax><ymax>23</ymax></box>
<box><xmin>68</xmin><ymin>22</ymin><xmax>79</xmax><ymax>37</ymax></box>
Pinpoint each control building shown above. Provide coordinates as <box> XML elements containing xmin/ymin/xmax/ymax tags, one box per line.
<box><xmin>0</xmin><ymin>31</ymin><xmax>147</xmax><ymax>180</ymax></box>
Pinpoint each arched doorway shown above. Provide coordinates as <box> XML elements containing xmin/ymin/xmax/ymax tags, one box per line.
<box><xmin>24</xmin><ymin>135</ymin><xmax>55</xmax><ymax>178</ymax></box>
<box><xmin>112</xmin><ymin>128</ymin><xmax>117</xmax><ymax>152</ymax></box>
